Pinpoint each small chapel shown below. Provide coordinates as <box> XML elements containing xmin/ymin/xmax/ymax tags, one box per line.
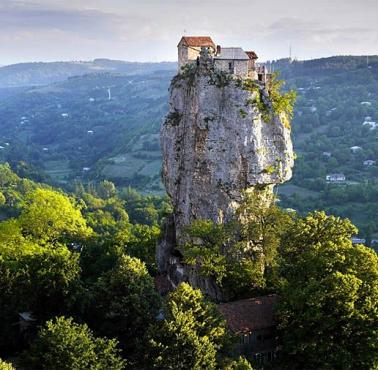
<box><xmin>177</xmin><ymin>36</ymin><xmax>269</xmax><ymax>82</ymax></box>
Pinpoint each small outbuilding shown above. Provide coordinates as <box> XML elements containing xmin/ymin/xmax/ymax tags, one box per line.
<box><xmin>218</xmin><ymin>295</ymin><xmax>279</xmax><ymax>365</ymax></box>
<box><xmin>326</xmin><ymin>173</ymin><xmax>346</xmax><ymax>183</ymax></box>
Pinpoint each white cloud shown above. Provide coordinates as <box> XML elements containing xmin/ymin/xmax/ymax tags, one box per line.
<box><xmin>0</xmin><ymin>0</ymin><xmax>377</xmax><ymax>64</ymax></box>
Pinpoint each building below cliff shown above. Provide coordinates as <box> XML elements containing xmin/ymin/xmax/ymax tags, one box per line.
<box><xmin>177</xmin><ymin>35</ymin><xmax>269</xmax><ymax>82</ymax></box>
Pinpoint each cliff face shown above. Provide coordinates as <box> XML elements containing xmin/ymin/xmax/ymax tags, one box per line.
<box><xmin>158</xmin><ymin>58</ymin><xmax>294</xmax><ymax>299</ymax></box>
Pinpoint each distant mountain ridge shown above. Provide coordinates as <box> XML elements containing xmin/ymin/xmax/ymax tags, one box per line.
<box><xmin>0</xmin><ymin>59</ymin><xmax>177</xmax><ymax>87</ymax></box>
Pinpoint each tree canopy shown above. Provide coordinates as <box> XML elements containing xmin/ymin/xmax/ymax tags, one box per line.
<box><xmin>277</xmin><ymin>211</ymin><xmax>378</xmax><ymax>370</ymax></box>
<box><xmin>25</xmin><ymin>316</ymin><xmax>125</xmax><ymax>370</ymax></box>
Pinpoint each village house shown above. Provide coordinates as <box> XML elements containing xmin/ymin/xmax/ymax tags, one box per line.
<box><xmin>177</xmin><ymin>36</ymin><xmax>264</xmax><ymax>80</ymax></box>
<box><xmin>218</xmin><ymin>295</ymin><xmax>279</xmax><ymax>365</ymax></box>
<box><xmin>326</xmin><ymin>173</ymin><xmax>346</xmax><ymax>183</ymax></box>
<box><xmin>363</xmin><ymin>160</ymin><xmax>376</xmax><ymax>167</ymax></box>
<box><xmin>362</xmin><ymin>120</ymin><xmax>377</xmax><ymax>130</ymax></box>
<box><xmin>350</xmin><ymin>146</ymin><xmax>362</xmax><ymax>153</ymax></box>
<box><xmin>351</xmin><ymin>237</ymin><xmax>366</xmax><ymax>245</ymax></box>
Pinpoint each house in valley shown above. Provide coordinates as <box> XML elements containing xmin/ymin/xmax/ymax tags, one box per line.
<box><xmin>350</xmin><ymin>146</ymin><xmax>362</xmax><ymax>153</ymax></box>
<box><xmin>218</xmin><ymin>295</ymin><xmax>279</xmax><ymax>365</ymax></box>
<box><xmin>326</xmin><ymin>173</ymin><xmax>346</xmax><ymax>183</ymax></box>
<box><xmin>363</xmin><ymin>160</ymin><xmax>376</xmax><ymax>167</ymax></box>
<box><xmin>351</xmin><ymin>237</ymin><xmax>366</xmax><ymax>245</ymax></box>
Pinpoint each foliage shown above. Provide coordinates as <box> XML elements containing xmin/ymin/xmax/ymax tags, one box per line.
<box><xmin>85</xmin><ymin>255</ymin><xmax>161</xmax><ymax>358</ymax></box>
<box><xmin>208</xmin><ymin>70</ymin><xmax>233</xmax><ymax>88</ymax></box>
<box><xmin>243</xmin><ymin>73</ymin><xmax>296</xmax><ymax>125</ymax></box>
<box><xmin>277</xmin><ymin>211</ymin><xmax>378</xmax><ymax>370</ymax></box>
<box><xmin>147</xmin><ymin>283</ymin><xmax>228</xmax><ymax>370</ymax></box>
<box><xmin>183</xmin><ymin>191</ymin><xmax>292</xmax><ymax>297</ymax></box>
<box><xmin>0</xmin><ymin>243</ymin><xmax>82</xmax><ymax>352</ymax></box>
<box><xmin>172</xmin><ymin>63</ymin><xmax>197</xmax><ymax>87</ymax></box>
<box><xmin>124</xmin><ymin>224</ymin><xmax>160</xmax><ymax>273</ymax></box>
<box><xmin>267</xmin><ymin>72</ymin><xmax>297</xmax><ymax>121</ymax></box>
<box><xmin>25</xmin><ymin>316</ymin><xmax>125</xmax><ymax>370</ymax></box>
<box><xmin>0</xmin><ymin>359</ymin><xmax>14</xmax><ymax>370</ymax></box>
<box><xmin>18</xmin><ymin>188</ymin><xmax>92</xmax><ymax>243</ymax></box>
<box><xmin>221</xmin><ymin>356</ymin><xmax>254</xmax><ymax>370</ymax></box>
<box><xmin>96</xmin><ymin>180</ymin><xmax>117</xmax><ymax>199</ymax></box>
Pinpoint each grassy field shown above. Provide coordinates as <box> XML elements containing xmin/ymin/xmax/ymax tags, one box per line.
<box><xmin>44</xmin><ymin>160</ymin><xmax>72</xmax><ymax>182</ymax></box>
<box><xmin>276</xmin><ymin>184</ymin><xmax>320</xmax><ymax>198</ymax></box>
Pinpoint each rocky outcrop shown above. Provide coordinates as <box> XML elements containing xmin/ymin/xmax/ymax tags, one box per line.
<box><xmin>157</xmin><ymin>54</ymin><xmax>294</xmax><ymax>300</ymax></box>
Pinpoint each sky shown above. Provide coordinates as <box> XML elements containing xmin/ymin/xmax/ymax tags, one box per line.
<box><xmin>0</xmin><ymin>0</ymin><xmax>377</xmax><ymax>65</ymax></box>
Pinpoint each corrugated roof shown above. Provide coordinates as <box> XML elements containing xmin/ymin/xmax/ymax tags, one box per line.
<box><xmin>178</xmin><ymin>36</ymin><xmax>216</xmax><ymax>48</ymax></box>
<box><xmin>217</xmin><ymin>295</ymin><xmax>278</xmax><ymax>334</ymax></box>
<box><xmin>215</xmin><ymin>47</ymin><xmax>249</xmax><ymax>60</ymax></box>
<box><xmin>246</xmin><ymin>51</ymin><xmax>258</xmax><ymax>60</ymax></box>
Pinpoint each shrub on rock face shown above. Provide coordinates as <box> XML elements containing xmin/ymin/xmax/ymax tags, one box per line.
<box><xmin>25</xmin><ymin>316</ymin><xmax>125</xmax><ymax>370</ymax></box>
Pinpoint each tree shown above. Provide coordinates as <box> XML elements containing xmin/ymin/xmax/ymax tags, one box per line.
<box><xmin>18</xmin><ymin>188</ymin><xmax>92</xmax><ymax>243</ymax></box>
<box><xmin>80</xmin><ymin>240</ymin><xmax>124</xmax><ymax>281</ymax></box>
<box><xmin>277</xmin><ymin>211</ymin><xmax>378</xmax><ymax>370</ymax></box>
<box><xmin>0</xmin><ymin>192</ymin><xmax>5</xmax><ymax>206</ymax></box>
<box><xmin>86</xmin><ymin>255</ymin><xmax>161</xmax><ymax>358</ymax></box>
<box><xmin>0</xmin><ymin>359</ymin><xmax>14</xmax><ymax>370</ymax></box>
<box><xmin>147</xmin><ymin>283</ymin><xmax>227</xmax><ymax>369</ymax></box>
<box><xmin>183</xmin><ymin>191</ymin><xmax>291</xmax><ymax>298</ymax></box>
<box><xmin>24</xmin><ymin>316</ymin><xmax>125</xmax><ymax>370</ymax></box>
<box><xmin>97</xmin><ymin>180</ymin><xmax>117</xmax><ymax>200</ymax></box>
<box><xmin>221</xmin><ymin>356</ymin><xmax>254</xmax><ymax>370</ymax></box>
<box><xmin>0</xmin><ymin>244</ymin><xmax>82</xmax><ymax>351</ymax></box>
<box><xmin>13</xmin><ymin>247</ymin><xmax>82</xmax><ymax>317</ymax></box>
<box><xmin>124</xmin><ymin>224</ymin><xmax>160</xmax><ymax>273</ymax></box>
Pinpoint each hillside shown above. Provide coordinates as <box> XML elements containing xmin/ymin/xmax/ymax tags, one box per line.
<box><xmin>0</xmin><ymin>69</ymin><xmax>175</xmax><ymax>191</ymax></box>
<box><xmin>0</xmin><ymin>56</ymin><xmax>377</xmax><ymax>241</ymax></box>
<box><xmin>0</xmin><ymin>59</ymin><xmax>176</xmax><ymax>87</ymax></box>
<box><xmin>274</xmin><ymin>56</ymin><xmax>378</xmax><ymax>242</ymax></box>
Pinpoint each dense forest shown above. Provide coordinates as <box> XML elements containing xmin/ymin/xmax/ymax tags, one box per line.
<box><xmin>0</xmin><ymin>56</ymin><xmax>377</xmax><ymax>241</ymax></box>
<box><xmin>0</xmin><ymin>164</ymin><xmax>377</xmax><ymax>369</ymax></box>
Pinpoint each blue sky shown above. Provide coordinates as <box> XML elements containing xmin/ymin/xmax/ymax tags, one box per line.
<box><xmin>0</xmin><ymin>0</ymin><xmax>377</xmax><ymax>65</ymax></box>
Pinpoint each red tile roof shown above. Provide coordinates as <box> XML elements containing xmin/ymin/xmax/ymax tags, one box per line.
<box><xmin>179</xmin><ymin>36</ymin><xmax>216</xmax><ymax>49</ymax></box>
<box><xmin>246</xmin><ymin>51</ymin><xmax>258</xmax><ymax>60</ymax></box>
<box><xmin>217</xmin><ymin>294</ymin><xmax>278</xmax><ymax>334</ymax></box>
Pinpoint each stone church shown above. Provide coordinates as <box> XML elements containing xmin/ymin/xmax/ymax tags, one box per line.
<box><xmin>177</xmin><ymin>35</ymin><xmax>266</xmax><ymax>80</ymax></box>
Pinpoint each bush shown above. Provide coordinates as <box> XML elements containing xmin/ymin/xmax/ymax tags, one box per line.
<box><xmin>25</xmin><ymin>316</ymin><xmax>125</xmax><ymax>370</ymax></box>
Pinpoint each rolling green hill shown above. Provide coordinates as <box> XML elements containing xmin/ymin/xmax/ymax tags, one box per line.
<box><xmin>275</xmin><ymin>56</ymin><xmax>378</xmax><ymax>241</ymax></box>
<box><xmin>0</xmin><ymin>69</ymin><xmax>175</xmax><ymax>192</ymax></box>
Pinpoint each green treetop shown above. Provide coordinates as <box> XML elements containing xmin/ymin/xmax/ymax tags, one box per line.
<box><xmin>277</xmin><ymin>211</ymin><xmax>378</xmax><ymax>370</ymax></box>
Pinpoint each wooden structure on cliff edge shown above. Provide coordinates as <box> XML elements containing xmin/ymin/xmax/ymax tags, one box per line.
<box><xmin>177</xmin><ymin>35</ymin><xmax>269</xmax><ymax>82</ymax></box>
